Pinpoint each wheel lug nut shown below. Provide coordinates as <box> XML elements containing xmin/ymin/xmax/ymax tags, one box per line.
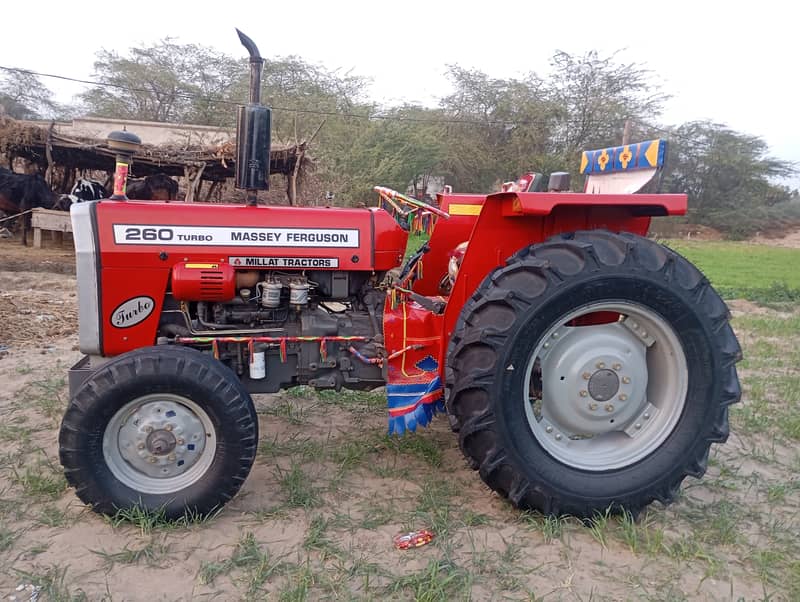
<box><xmin>543</xmin><ymin>342</ymin><xmax>550</xmax><ymax>349</ymax></box>
<box><xmin>589</xmin><ymin>402</ymin><xmax>598</xmax><ymax>411</ymax></box>
<box><xmin>618</xmin><ymin>394</ymin><xmax>627</xmax><ymax>401</ymax></box>
<box><xmin>613</xmin><ymin>363</ymin><xmax>621</xmax><ymax>371</ymax></box>
<box><xmin>635</xmin><ymin>423</ymin><xmax>642</xmax><ymax>430</ymax></box>
<box><xmin>551</xmin><ymin>332</ymin><xmax>559</xmax><ymax>339</ymax></box>
<box><xmin>579</xmin><ymin>390</ymin><xmax>588</xmax><ymax>397</ymax></box>
<box><xmin>605</xmin><ymin>404</ymin><xmax>614</xmax><ymax>412</ymax></box>
<box><xmin>622</xmin><ymin>376</ymin><xmax>631</xmax><ymax>384</ymax></box>
<box><xmin>643</xmin><ymin>412</ymin><xmax>651</xmax><ymax>420</ymax></box>
<box><xmin>148</xmin><ymin>456</ymin><xmax>157</xmax><ymax>463</ymax></box>
<box><xmin>168</xmin><ymin>453</ymin><xmax>176</xmax><ymax>461</ymax></box>
<box><xmin>555</xmin><ymin>434</ymin><xmax>562</xmax><ymax>440</ymax></box>
<box><xmin>582</xmin><ymin>372</ymin><xmax>591</xmax><ymax>380</ymax></box>
<box><xmin>177</xmin><ymin>438</ymin><xmax>185</xmax><ymax>445</ymax></box>
<box><xmin>545</xmin><ymin>426</ymin><xmax>553</xmax><ymax>433</ymax></box>
<box><xmin>145</xmin><ymin>426</ymin><xmax>153</xmax><ymax>433</ymax></box>
<box><xmin>137</xmin><ymin>443</ymin><xmax>145</xmax><ymax>450</ymax></box>
<box><xmin>165</xmin><ymin>424</ymin><xmax>173</xmax><ymax>432</ymax></box>
<box><xmin>596</xmin><ymin>362</ymin><xmax>605</xmax><ymax>369</ymax></box>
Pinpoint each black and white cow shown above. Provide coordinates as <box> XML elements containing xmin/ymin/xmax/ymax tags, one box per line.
<box><xmin>53</xmin><ymin>178</ymin><xmax>108</xmax><ymax>210</ymax></box>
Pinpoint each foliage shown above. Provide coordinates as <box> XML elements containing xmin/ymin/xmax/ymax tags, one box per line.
<box><xmin>663</xmin><ymin>121</ymin><xmax>798</xmax><ymax>236</ymax></box>
<box><xmin>80</xmin><ymin>39</ymin><xmax>243</xmax><ymax>124</ymax></box>
<box><xmin>0</xmin><ymin>69</ymin><xmax>62</xmax><ymax>119</ymax></box>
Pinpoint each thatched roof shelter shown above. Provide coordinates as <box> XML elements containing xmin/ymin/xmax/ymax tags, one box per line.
<box><xmin>0</xmin><ymin>117</ymin><xmax>312</xmax><ymax>203</ymax></box>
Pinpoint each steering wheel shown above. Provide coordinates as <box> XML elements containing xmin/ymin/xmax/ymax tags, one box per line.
<box><xmin>373</xmin><ymin>186</ymin><xmax>450</xmax><ymax>220</ymax></box>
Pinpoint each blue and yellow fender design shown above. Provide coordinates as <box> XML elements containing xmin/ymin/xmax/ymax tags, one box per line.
<box><xmin>580</xmin><ymin>139</ymin><xmax>667</xmax><ymax>175</ymax></box>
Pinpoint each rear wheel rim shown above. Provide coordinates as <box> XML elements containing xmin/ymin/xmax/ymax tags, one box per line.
<box><xmin>103</xmin><ymin>394</ymin><xmax>216</xmax><ymax>494</ymax></box>
<box><xmin>523</xmin><ymin>301</ymin><xmax>688</xmax><ymax>471</ymax></box>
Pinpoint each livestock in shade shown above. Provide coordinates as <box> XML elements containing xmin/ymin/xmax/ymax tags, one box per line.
<box><xmin>0</xmin><ymin>167</ymin><xmax>56</xmax><ymax>245</ymax></box>
<box><xmin>127</xmin><ymin>174</ymin><xmax>179</xmax><ymax>200</ymax></box>
<box><xmin>53</xmin><ymin>178</ymin><xmax>108</xmax><ymax>210</ymax></box>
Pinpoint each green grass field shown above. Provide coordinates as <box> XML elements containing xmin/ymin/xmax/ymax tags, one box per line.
<box><xmin>664</xmin><ymin>240</ymin><xmax>800</xmax><ymax>302</ymax></box>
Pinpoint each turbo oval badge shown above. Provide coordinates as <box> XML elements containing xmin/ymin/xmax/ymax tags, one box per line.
<box><xmin>111</xmin><ymin>296</ymin><xmax>155</xmax><ymax>328</ymax></box>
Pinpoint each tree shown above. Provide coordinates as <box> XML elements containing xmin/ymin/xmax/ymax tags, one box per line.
<box><xmin>336</xmin><ymin>105</ymin><xmax>446</xmax><ymax>204</ymax></box>
<box><xmin>80</xmin><ymin>39</ymin><xmax>242</xmax><ymax>124</ymax></box>
<box><xmin>545</xmin><ymin>51</ymin><xmax>668</xmax><ymax>160</ymax></box>
<box><xmin>0</xmin><ymin>69</ymin><xmax>58</xmax><ymax>119</ymax></box>
<box><xmin>438</xmin><ymin>66</ymin><xmax>555</xmax><ymax>192</ymax></box>
<box><xmin>663</xmin><ymin>121</ymin><xmax>798</xmax><ymax>236</ymax></box>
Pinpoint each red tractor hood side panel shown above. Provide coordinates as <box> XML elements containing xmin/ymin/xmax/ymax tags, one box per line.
<box><xmin>92</xmin><ymin>201</ymin><xmax>407</xmax><ymax>356</ymax></box>
<box><xmin>95</xmin><ymin>201</ymin><xmax>406</xmax><ymax>271</ymax></box>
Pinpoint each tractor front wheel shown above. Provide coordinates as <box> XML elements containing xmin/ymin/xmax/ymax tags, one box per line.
<box><xmin>446</xmin><ymin>231</ymin><xmax>741</xmax><ymax>518</ymax></box>
<box><xmin>59</xmin><ymin>346</ymin><xmax>258</xmax><ymax>518</ymax></box>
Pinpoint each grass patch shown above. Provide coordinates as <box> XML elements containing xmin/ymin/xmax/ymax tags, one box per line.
<box><xmin>92</xmin><ymin>539</ymin><xmax>171</xmax><ymax>569</ymax></box>
<box><xmin>22</xmin><ymin>376</ymin><xmax>68</xmax><ymax>424</ymax></box>
<box><xmin>200</xmin><ymin>531</ymin><xmax>286</xmax><ymax>596</ymax></box>
<box><xmin>275</xmin><ymin>464</ymin><xmax>323</xmax><ymax>509</ymax></box>
<box><xmin>11</xmin><ymin>459</ymin><xmax>67</xmax><ymax>500</ymax></box>
<box><xmin>14</xmin><ymin>565</ymin><xmax>88</xmax><ymax>602</ymax></box>
<box><xmin>108</xmin><ymin>504</ymin><xmax>221</xmax><ymax>535</ymax></box>
<box><xmin>387</xmin><ymin>559</ymin><xmax>472</xmax><ymax>601</ymax></box>
<box><xmin>664</xmin><ymin>240</ymin><xmax>800</xmax><ymax>302</ymax></box>
<box><xmin>0</xmin><ymin>526</ymin><xmax>18</xmax><ymax>552</ymax></box>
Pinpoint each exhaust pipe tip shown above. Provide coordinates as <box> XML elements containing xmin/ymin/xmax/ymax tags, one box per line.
<box><xmin>236</xmin><ymin>29</ymin><xmax>262</xmax><ymax>62</ymax></box>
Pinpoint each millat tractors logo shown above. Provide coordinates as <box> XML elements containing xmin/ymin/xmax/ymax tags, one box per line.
<box><xmin>110</xmin><ymin>296</ymin><xmax>155</xmax><ymax>328</ymax></box>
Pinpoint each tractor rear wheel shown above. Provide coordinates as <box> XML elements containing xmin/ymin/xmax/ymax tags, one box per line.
<box><xmin>446</xmin><ymin>231</ymin><xmax>741</xmax><ymax>518</ymax></box>
<box><xmin>59</xmin><ymin>346</ymin><xmax>258</xmax><ymax>518</ymax></box>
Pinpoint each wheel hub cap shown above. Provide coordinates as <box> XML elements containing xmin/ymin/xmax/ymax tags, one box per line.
<box><xmin>588</xmin><ymin>369</ymin><xmax>619</xmax><ymax>401</ymax></box>
<box><xmin>146</xmin><ymin>430</ymin><xmax>177</xmax><ymax>455</ymax></box>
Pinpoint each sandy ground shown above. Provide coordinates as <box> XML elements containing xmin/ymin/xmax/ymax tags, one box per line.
<box><xmin>0</xmin><ymin>237</ymin><xmax>798</xmax><ymax>601</ymax></box>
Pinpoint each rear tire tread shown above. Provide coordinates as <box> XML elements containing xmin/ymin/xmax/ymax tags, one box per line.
<box><xmin>445</xmin><ymin>230</ymin><xmax>741</xmax><ymax>518</ymax></box>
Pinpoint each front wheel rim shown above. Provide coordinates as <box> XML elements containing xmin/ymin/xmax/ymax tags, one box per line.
<box><xmin>523</xmin><ymin>301</ymin><xmax>688</xmax><ymax>471</ymax></box>
<box><xmin>102</xmin><ymin>394</ymin><xmax>217</xmax><ymax>494</ymax></box>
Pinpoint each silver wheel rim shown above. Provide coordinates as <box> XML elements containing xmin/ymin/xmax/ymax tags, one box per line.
<box><xmin>523</xmin><ymin>301</ymin><xmax>688</xmax><ymax>471</ymax></box>
<box><xmin>103</xmin><ymin>394</ymin><xmax>216</xmax><ymax>494</ymax></box>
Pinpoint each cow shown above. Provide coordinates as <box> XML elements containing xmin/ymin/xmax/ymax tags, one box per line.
<box><xmin>0</xmin><ymin>167</ymin><xmax>56</xmax><ymax>245</ymax></box>
<box><xmin>127</xmin><ymin>173</ymin><xmax>179</xmax><ymax>201</ymax></box>
<box><xmin>53</xmin><ymin>178</ymin><xmax>108</xmax><ymax>210</ymax></box>
<box><xmin>72</xmin><ymin>178</ymin><xmax>107</xmax><ymax>201</ymax></box>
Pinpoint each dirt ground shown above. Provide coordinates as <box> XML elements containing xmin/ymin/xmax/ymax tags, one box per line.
<box><xmin>0</xmin><ymin>237</ymin><xmax>799</xmax><ymax>601</ymax></box>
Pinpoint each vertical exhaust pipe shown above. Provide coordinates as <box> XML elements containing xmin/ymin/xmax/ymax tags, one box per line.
<box><xmin>234</xmin><ymin>29</ymin><xmax>272</xmax><ymax>206</ymax></box>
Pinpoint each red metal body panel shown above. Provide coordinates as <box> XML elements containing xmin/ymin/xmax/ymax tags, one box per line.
<box><xmin>411</xmin><ymin>194</ymin><xmax>485</xmax><ymax>296</ymax></box>
<box><xmin>95</xmin><ymin>201</ymin><xmax>406</xmax><ymax>271</ymax></box>
<box><xmin>94</xmin><ymin>200</ymin><xmax>408</xmax><ymax>356</ymax></box>
<box><xmin>501</xmin><ymin>191</ymin><xmax>687</xmax><ymax>216</ymax></box>
<box><xmin>102</xmin><ymin>267</ymin><xmax>170</xmax><ymax>356</ymax></box>
<box><xmin>435</xmin><ymin>193</ymin><xmax>661</xmax><ymax>370</ymax></box>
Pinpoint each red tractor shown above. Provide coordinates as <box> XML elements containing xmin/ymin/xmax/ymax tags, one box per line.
<box><xmin>59</xmin><ymin>31</ymin><xmax>741</xmax><ymax>520</ymax></box>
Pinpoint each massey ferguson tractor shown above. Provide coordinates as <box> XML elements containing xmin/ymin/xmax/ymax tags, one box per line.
<box><xmin>59</xmin><ymin>31</ymin><xmax>741</xmax><ymax>520</ymax></box>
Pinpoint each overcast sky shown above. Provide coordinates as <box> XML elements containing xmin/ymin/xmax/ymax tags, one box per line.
<box><xmin>2</xmin><ymin>0</ymin><xmax>797</xmax><ymax>184</ymax></box>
